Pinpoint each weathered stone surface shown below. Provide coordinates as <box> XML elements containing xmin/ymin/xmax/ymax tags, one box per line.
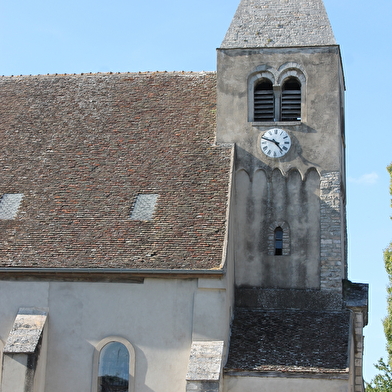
<box><xmin>3</xmin><ymin>308</ymin><xmax>47</xmax><ymax>353</ymax></box>
<box><xmin>320</xmin><ymin>171</ymin><xmax>344</xmax><ymax>290</ymax></box>
<box><xmin>221</xmin><ymin>0</ymin><xmax>336</xmax><ymax>48</ymax></box>
<box><xmin>186</xmin><ymin>341</ymin><xmax>224</xmax><ymax>381</ymax></box>
<box><xmin>236</xmin><ymin>288</ymin><xmax>343</xmax><ymax>311</ymax></box>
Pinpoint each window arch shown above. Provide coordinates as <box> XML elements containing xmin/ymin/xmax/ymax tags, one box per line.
<box><xmin>249</xmin><ymin>64</ymin><xmax>305</xmax><ymax>123</ymax></box>
<box><xmin>254</xmin><ymin>79</ymin><xmax>274</xmax><ymax>122</ymax></box>
<box><xmin>268</xmin><ymin>221</ymin><xmax>290</xmax><ymax>256</ymax></box>
<box><xmin>92</xmin><ymin>337</ymin><xmax>135</xmax><ymax>392</ymax></box>
<box><xmin>281</xmin><ymin>78</ymin><xmax>301</xmax><ymax>121</ymax></box>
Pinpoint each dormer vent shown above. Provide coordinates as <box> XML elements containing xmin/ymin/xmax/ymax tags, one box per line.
<box><xmin>0</xmin><ymin>193</ymin><xmax>24</xmax><ymax>220</ymax></box>
<box><xmin>130</xmin><ymin>194</ymin><xmax>159</xmax><ymax>221</ymax></box>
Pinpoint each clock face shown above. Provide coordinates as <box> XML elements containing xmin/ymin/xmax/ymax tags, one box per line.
<box><xmin>260</xmin><ymin>128</ymin><xmax>291</xmax><ymax>158</ymax></box>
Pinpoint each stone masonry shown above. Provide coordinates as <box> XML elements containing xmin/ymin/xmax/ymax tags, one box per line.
<box><xmin>186</xmin><ymin>341</ymin><xmax>224</xmax><ymax>392</ymax></box>
<box><xmin>320</xmin><ymin>171</ymin><xmax>344</xmax><ymax>290</ymax></box>
<box><xmin>221</xmin><ymin>0</ymin><xmax>336</xmax><ymax>49</ymax></box>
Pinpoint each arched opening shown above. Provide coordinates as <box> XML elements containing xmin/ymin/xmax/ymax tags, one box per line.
<box><xmin>281</xmin><ymin>78</ymin><xmax>301</xmax><ymax>121</ymax></box>
<box><xmin>274</xmin><ymin>227</ymin><xmax>283</xmax><ymax>256</ymax></box>
<box><xmin>98</xmin><ymin>342</ymin><xmax>130</xmax><ymax>392</ymax></box>
<box><xmin>254</xmin><ymin>79</ymin><xmax>274</xmax><ymax>122</ymax></box>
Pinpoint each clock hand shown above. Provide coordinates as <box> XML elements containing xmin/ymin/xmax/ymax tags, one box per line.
<box><xmin>263</xmin><ymin>136</ymin><xmax>283</xmax><ymax>152</ymax></box>
<box><xmin>273</xmin><ymin>140</ymin><xmax>283</xmax><ymax>152</ymax></box>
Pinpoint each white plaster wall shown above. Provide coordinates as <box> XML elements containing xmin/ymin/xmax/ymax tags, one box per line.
<box><xmin>0</xmin><ymin>282</ymin><xmax>50</xmax><ymax>338</ymax></box>
<box><xmin>224</xmin><ymin>375</ymin><xmax>349</xmax><ymax>392</ymax></box>
<box><xmin>2</xmin><ymin>354</ymin><xmax>29</xmax><ymax>392</ymax></box>
<box><xmin>0</xmin><ymin>277</ymin><xmax>231</xmax><ymax>392</ymax></box>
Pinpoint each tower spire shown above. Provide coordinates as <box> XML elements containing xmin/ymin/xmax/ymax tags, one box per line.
<box><xmin>221</xmin><ymin>0</ymin><xmax>336</xmax><ymax>48</ymax></box>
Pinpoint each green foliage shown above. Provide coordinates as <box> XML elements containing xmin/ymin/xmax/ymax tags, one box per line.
<box><xmin>366</xmin><ymin>164</ymin><xmax>392</xmax><ymax>391</ymax></box>
<box><xmin>388</xmin><ymin>164</ymin><xmax>392</xmax><ymax>204</ymax></box>
<box><xmin>386</xmin><ymin>163</ymin><xmax>392</xmax><ymax>365</ymax></box>
<box><xmin>365</xmin><ymin>359</ymin><xmax>392</xmax><ymax>392</ymax></box>
<box><xmin>384</xmin><ymin>244</ymin><xmax>392</xmax><ymax>363</ymax></box>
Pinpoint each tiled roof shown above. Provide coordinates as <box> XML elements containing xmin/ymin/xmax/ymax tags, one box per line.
<box><xmin>226</xmin><ymin>309</ymin><xmax>350</xmax><ymax>373</ymax></box>
<box><xmin>0</xmin><ymin>72</ymin><xmax>232</xmax><ymax>270</ymax></box>
<box><xmin>221</xmin><ymin>0</ymin><xmax>336</xmax><ymax>49</ymax></box>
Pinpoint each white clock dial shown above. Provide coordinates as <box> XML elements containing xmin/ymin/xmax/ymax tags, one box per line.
<box><xmin>260</xmin><ymin>128</ymin><xmax>291</xmax><ymax>158</ymax></box>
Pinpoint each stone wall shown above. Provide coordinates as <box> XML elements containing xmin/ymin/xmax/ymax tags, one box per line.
<box><xmin>320</xmin><ymin>171</ymin><xmax>345</xmax><ymax>290</ymax></box>
<box><xmin>234</xmin><ymin>164</ymin><xmax>321</xmax><ymax>289</ymax></box>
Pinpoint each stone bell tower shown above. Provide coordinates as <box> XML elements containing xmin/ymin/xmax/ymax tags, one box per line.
<box><xmin>217</xmin><ymin>0</ymin><xmax>346</xmax><ymax>294</ymax></box>
<box><xmin>218</xmin><ymin>1</ymin><xmax>368</xmax><ymax>391</ymax></box>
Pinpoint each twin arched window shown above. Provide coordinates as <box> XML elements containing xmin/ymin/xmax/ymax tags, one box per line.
<box><xmin>253</xmin><ymin>77</ymin><xmax>302</xmax><ymax>122</ymax></box>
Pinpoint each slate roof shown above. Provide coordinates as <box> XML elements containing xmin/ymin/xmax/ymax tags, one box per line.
<box><xmin>221</xmin><ymin>0</ymin><xmax>336</xmax><ymax>49</ymax></box>
<box><xmin>226</xmin><ymin>309</ymin><xmax>350</xmax><ymax>373</ymax></box>
<box><xmin>0</xmin><ymin>72</ymin><xmax>232</xmax><ymax>270</ymax></box>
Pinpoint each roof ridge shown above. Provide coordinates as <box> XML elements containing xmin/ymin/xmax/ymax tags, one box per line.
<box><xmin>0</xmin><ymin>70</ymin><xmax>216</xmax><ymax>79</ymax></box>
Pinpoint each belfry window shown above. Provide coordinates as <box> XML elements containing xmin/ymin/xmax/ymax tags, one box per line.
<box><xmin>254</xmin><ymin>79</ymin><xmax>274</xmax><ymax>122</ymax></box>
<box><xmin>98</xmin><ymin>342</ymin><xmax>130</xmax><ymax>392</ymax></box>
<box><xmin>281</xmin><ymin>78</ymin><xmax>301</xmax><ymax>121</ymax></box>
<box><xmin>274</xmin><ymin>227</ymin><xmax>283</xmax><ymax>255</ymax></box>
<box><xmin>250</xmin><ymin>68</ymin><xmax>304</xmax><ymax>123</ymax></box>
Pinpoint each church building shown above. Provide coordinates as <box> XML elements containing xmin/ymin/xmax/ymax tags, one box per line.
<box><xmin>0</xmin><ymin>0</ymin><xmax>368</xmax><ymax>391</ymax></box>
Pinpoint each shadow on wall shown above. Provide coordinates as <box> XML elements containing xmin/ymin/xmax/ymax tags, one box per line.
<box><xmin>234</xmin><ymin>147</ymin><xmax>321</xmax><ymax>289</ymax></box>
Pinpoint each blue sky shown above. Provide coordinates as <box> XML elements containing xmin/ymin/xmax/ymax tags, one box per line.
<box><xmin>1</xmin><ymin>0</ymin><xmax>392</xmax><ymax>382</ymax></box>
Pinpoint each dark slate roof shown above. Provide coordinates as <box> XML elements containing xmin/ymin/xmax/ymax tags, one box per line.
<box><xmin>221</xmin><ymin>0</ymin><xmax>336</xmax><ymax>49</ymax></box>
<box><xmin>0</xmin><ymin>72</ymin><xmax>232</xmax><ymax>270</ymax></box>
<box><xmin>226</xmin><ymin>309</ymin><xmax>350</xmax><ymax>373</ymax></box>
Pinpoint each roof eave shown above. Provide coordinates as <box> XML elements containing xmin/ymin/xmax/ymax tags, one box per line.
<box><xmin>0</xmin><ymin>267</ymin><xmax>226</xmax><ymax>283</ymax></box>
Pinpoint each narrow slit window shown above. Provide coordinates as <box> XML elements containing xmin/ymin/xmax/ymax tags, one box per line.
<box><xmin>281</xmin><ymin>78</ymin><xmax>301</xmax><ymax>121</ymax></box>
<box><xmin>254</xmin><ymin>80</ymin><xmax>274</xmax><ymax>122</ymax></box>
<box><xmin>274</xmin><ymin>227</ymin><xmax>283</xmax><ymax>256</ymax></box>
<box><xmin>98</xmin><ymin>342</ymin><xmax>130</xmax><ymax>392</ymax></box>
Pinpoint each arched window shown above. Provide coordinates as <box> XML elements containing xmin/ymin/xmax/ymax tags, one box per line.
<box><xmin>274</xmin><ymin>227</ymin><xmax>283</xmax><ymax>256</ymax></box>
<box><xmin>254</xmin><ymin>79</ymin><xmax>274</xmax><ymax>122</ymax></box>
<box><xmin>249</xmin><ymin>65</ymin><xmax>305</xmax><ymax>123</ymax></box>
<box><xmin>281</xmin><ymin>78</ymin><xmax>301</xmax><ymax>121</ymax></box>
<box><xmin>268</xmin><ymin>221</ymin><xmax>290</xmax><ymax>256</ymax></box>
<box><xmin>93</xmin><ymin>337</ymin><xmax>135</xmax><ymax>392</ymax></box>
<box><xmin>98</xmin><ymin>342</ymin><xmax>129</xmax><ymax>392</ymax></box>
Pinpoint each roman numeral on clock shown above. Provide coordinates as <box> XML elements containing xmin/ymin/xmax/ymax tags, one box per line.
<box><xmin>260</xmin><ymin>129</ymin><xmax>291</xmax><ymax>158</ymax></box>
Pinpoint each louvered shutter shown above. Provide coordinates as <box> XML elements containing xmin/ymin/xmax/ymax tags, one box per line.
<box><xmin>281</xmin><ymin>79</ymin><xmax>301</xmax><ymax>121</ymax></box>
<box><xmin>254</xmin><ymin>81</ymin><xmax>274</xmax><ymax>122</ymax></box>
